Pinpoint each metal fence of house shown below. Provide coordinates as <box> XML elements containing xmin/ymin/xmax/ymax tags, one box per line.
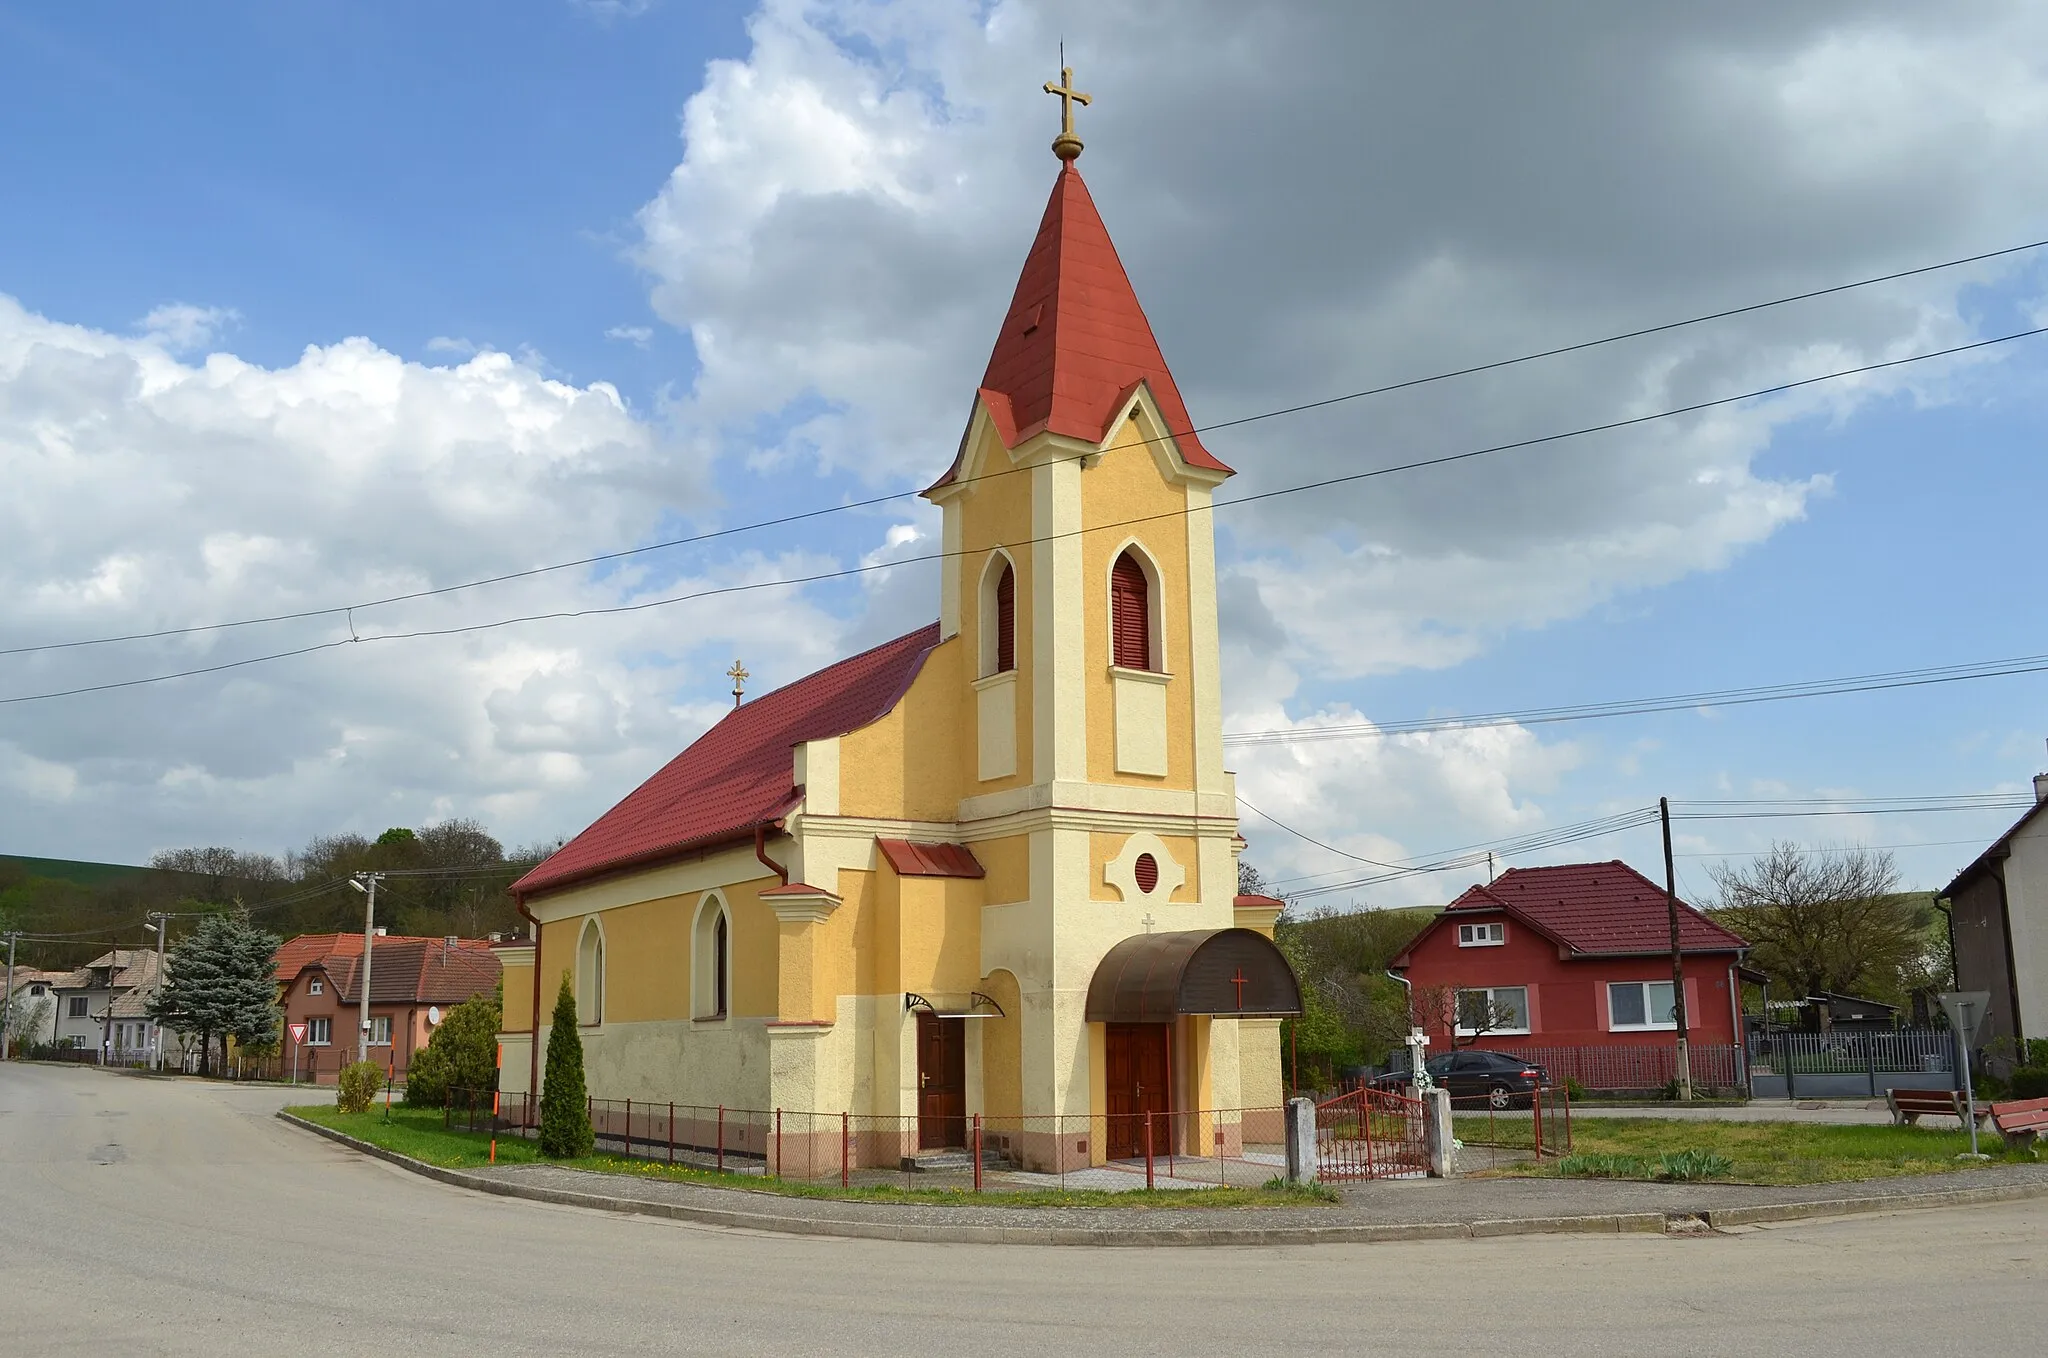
<box><xmin>1447</xmin><ymin>1087</ymin><xmax>1573</xmax><ymax>1173</ymax></box>
<box><xmin>1744</xmin><ymin>1025</ymin><xmax>1958</xmax><ymax>1100</ymax></box>
<box><xmin>1507</xmin><ymin>1044</ymin><xmax>1744</xmax><ymax>1094</ymax></box>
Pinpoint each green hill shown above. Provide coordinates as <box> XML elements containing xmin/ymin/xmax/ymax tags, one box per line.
<box><xmin>0</xmin><ymin>854</ymin><xmax>152</xmax><ymax>889</ymax></box>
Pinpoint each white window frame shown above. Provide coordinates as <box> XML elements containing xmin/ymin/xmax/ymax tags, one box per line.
<box><xmin>1607</xmin><ymin>980</ymin><xmax>1678</xmax><ymax>1031</ymax></box>
<box><xmin>1456</xmin><ymin>920</ymin><xmax>1506</xmax><ymax>948</ymax></box>
<box><xmin>977</xmin><ymin>549</ymin><xmax>1019</xmax><ymax>678</ymax></box>
<box><xmin>367</xmin><ymin>1015</ymin><xmax>392</xmax><ymax>1047</ymax></box>
<box><xmin>692</xmin><ymin>892</ymin><xmax>731</xmax><ymax>1022</ymax></box>
<box><xmin>1454</xmin><ymin>985</ymin><xmax>1531</xmax><ymax>1036</ymax></box>
<box><xmin>306</xmin><ymin>1017</ymin><xmax>332</xmax><ymax>1046</ymax></box>
<box><xmin>308</xmin><ymin>978</ymin><xmax>323</xmax><ymax>996</ymax></box>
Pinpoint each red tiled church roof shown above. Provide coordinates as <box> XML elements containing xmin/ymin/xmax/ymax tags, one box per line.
<box><xmin>927</xmin><ymin>163</ymin><xmax>1232</xmax><ymax>488</ymax></box>
<box><xmin>513</xmin><ymin>624</ymin><xmax>945</xmax><ymax>898</ymax></box>
<box><xmin>1442</xmin><ymin>861</ymin><xmax>1748</xmax><ymax>956</ymax></box>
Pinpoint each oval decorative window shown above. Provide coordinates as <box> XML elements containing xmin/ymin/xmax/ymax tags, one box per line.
<box><xmin>1134</xmin><ymin>852</ymin><xmax>1159</xmax><ymax>894</ymax></box>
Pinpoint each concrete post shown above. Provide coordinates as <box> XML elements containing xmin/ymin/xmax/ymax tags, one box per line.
<box><xmin>1425</xmin><ymin>1087</ymin><xmax>1458</xmax><ymax>1178</ymax></box>
<box><xmin>1283</xmin><ymin>1096</ymin><xmax>1316</xmax><ymax>1183</ymax></box>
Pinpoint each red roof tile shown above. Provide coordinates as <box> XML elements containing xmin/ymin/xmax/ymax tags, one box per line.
<box><xmin>315</xmin><ymin>939</ymin><xmax>502</xmax><ymax>1007</ymax></box>
<box><xmin>273</xmin><ymin>932</ymin><xmax>494</xmax><ymax>985</ymax></box>
<box><xmin>927</xmin><ymin>163</ymin><xmax>1231</xmax><ymax>489</ymax></box>
<box><xmin>514</xmin><ymin>624</ymin><xmax>944</xmax><ymax>898</ymax></box>
<box><xmin>1443</xmin><ymin>861</ymin><xmax>1748</xmax><ymax>956</ymax></box>
<box><xmin>876</xmin><ymin>838</ymin><xmax>985</xmax><ymax>879</ymax></box>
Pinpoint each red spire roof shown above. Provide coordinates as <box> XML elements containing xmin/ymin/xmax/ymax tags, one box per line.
<box><xmin>928</xmin><ymin>163</ymin><xmax>1231</xmax><ymax>488</ymax></box>
<box><xmin>513</xmin><ymin>624</ymin><xmax>943</xmax><ymax>899</ymax></box>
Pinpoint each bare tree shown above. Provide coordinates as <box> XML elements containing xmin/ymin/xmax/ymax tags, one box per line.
<box><xmin>1708</xmin><ymin>843</ymin><xmax>1924</xmax><ymax>1004</ymax></box>
<box><xmin>1411</xmin><ymin>982</ymin><xmax>1525</xmax><ymax>1049</ymax></box>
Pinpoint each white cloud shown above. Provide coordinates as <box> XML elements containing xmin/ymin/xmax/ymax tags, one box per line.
<box><xmin>605</xmin><ymin>325</ymin><xmax>654</xmax><ymax>347</ymax></box>
<box><xmin>138</xmin><ymin>303</ymin><xmax>237</xmax><ymax>352</ymax></box>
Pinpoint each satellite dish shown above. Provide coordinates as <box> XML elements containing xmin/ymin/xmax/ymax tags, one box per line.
<box><xmin>427</xmin><ymin>1006</ymin><xmax>441</xmax><ymax>1026</ymax></box>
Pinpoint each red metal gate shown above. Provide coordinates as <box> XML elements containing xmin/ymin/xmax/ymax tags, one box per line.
<box><xmin>1315</xmin><ymin>1086</ymin><xmax>1428</xmax><ymax>1180</ymax></box>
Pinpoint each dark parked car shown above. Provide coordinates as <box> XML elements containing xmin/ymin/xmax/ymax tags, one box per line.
<box><xmin>1371</xmin><ymin>1049</ymin><xmax>1549</xmax><ymax>1109</ymax></box>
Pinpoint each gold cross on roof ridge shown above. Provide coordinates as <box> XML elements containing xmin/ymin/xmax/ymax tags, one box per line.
<box><xmin>726</xmin><ymin>659</ymin><xmax>749</xmax><ymax>707</ymax></box>
<box><xmin>1043</xmin><ymin>64</ymin><xmax>1091</xmax><ymax>162</ymax></box>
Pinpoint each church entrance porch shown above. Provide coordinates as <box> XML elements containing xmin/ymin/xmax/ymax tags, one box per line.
<box><xmin>1104</xmin><ymin>1022</ymin><xmax>1172</xmax><ymax>1160</ymax></box>
<box><xmin>916</xmin><ymin>1012</ymin><xmax>967</xmax><ymax>1149</ymax></box>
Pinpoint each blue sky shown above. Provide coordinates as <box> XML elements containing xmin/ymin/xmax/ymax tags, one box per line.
<box><xmin>1</xmin><ymin>1</ymin><xmax>2044</xmax><ymax>904</ymax></box>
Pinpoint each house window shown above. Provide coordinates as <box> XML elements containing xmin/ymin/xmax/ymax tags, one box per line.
<box><xmin>368</xmin><ymin>1015</ymin><xmax>392</xmax><ymax>1046</ymax></box>
<box><xmin>68</xmin><ymin>996</ymin><xmax>88</xmax><ymax>1019</ymax></box>
<box><xmin>577</xmin><ymin>918</ymin><xmax>605</xmax><ymax>1026</ymax></box>
<box><xmin>1608</xmin><ymin>981</ymin><xmax>1678</xmax><ymax>1031</ymax></box>
<box><xmin>1457</xmin><ymin>921</ymin><xmax>1506</xmax><ymax>947</ymax></box>
<box><xmin>694</xmin><ymin>894</ymin><xmax>730</xmax><ymax>1020</ymax></box>
<box><xmin>1455</xmin><ymin>986</ymin><xmax>1531</xmax><ymax>1035</ymax></box>
<box><xmin>309</xmin><ymin>978</ymin><xmax>323</xmax><ymax>996</ymax></box>
<box><xmin>1111</xmin><ymin>550</ymin><xmax>1153</xmax><ymax>671</ymax></box>
<box><xmin>306</xmin><ymin>1017</ymin><xmax>332</xmax><ymax>1046</ymax></box>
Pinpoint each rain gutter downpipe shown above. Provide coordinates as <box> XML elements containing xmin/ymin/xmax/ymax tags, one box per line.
<box><xmin>517</xmin><ymin>897</ymin><xmax>542</xmax><ymax>1105</ymax></box>
<box><xmin>755</xmin><ymin>824</ymin><xmax>789</xmax><ymax>886</ymax></box>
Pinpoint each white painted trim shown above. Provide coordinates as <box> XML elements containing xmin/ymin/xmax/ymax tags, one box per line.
<box><xmin>795</xmin><ymin>736</ymin><xmax>841</xmax><ymax>819</ymax></box>
<box><xmin>1103</xmin><ymin>831</ymin><xmax>1189</xmax><ymax>905</ymax></box>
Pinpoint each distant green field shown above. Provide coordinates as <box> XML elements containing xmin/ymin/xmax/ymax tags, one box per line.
<box><xmin>0</xmin><ymin>854</ymin><xmax>152</xmax><ymax>888</ymax></box>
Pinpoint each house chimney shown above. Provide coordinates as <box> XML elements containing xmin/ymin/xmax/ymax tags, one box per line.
<box><xmin>374</xmin><ymin>926</ymin><xmax>387</xmax><ymax>937</ymax></box>
<box><xmin>444</xmin><ymin>936</ymin><xmax>458</xmax><ymax>949</ymax></box>
<box><xmin>2037</xmin><ymin>739</ymin><xmax>2048</xmax><ymax>804</ymax></box>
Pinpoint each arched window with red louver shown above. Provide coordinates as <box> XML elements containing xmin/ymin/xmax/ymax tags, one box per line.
<box><xmin>1111</xmin><ymin>550</ymin><xmax>1152</xmax><ymax>671</ymax></box>
<box><xmin>994</xmin><ymin>562</ymin><xmax>1015</xmax><ymax>673</ymax></box>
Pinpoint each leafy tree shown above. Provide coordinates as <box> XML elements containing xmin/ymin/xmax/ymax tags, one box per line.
<box><xmin>5</xmin><ymin>994</ymin><xmax>53</xmax><ymax>1052</ymax></box>
<box><xmin>404</xmin><ymin>989</ymin><xmax>503</xmax><ymax>1108</ymax></box>
<box><xmin>1275</xmin><ymin>904</ymin><xmax>1435</xmax><ymax>1085</ymax></box>
<box><xmin>1708</xmin><ymin>844</ymin><xmax>1929</xmax><ymax>1007</ymax></box>
<box><xmin>146</xmin><ymin>912</ymin><xmax>281</xmax><ymax>1076</ymax></box>
<box><xmin>538</xmin><ymin>974</ymin><xmax>593</xmax><ymax>1158</ymax></box>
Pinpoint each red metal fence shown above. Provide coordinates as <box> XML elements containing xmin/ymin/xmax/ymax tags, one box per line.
<box><xmin>1313</xmin><ymin>1086</ymin><xmax>1429</xmax><ymax>1181</ymax></box>
<box><xmin>1506</xmin><ymin>1044</ymin><xmax>1741</xmax><ymax>1092</ymax></box>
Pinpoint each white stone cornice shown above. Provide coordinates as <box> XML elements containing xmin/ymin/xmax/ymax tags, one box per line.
<box><xmin>760</xmin><ymin>884</ymin><xmax>842</xmax><ymax>926</ymax></box>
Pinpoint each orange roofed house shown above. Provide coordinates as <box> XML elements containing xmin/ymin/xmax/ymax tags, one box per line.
<box><xmin>496</xmin><ymin>85</ymin><xmax>1302</xmax><ymax>1171</ymax></box>
<box><xmin>275</xmin><ymin>933</ymin><xmax>500</xmax><ymax>1082</ymax></box>
<box><xmin>1391</xmin><ymin>861</ymin><xmax>1753</xmax><ymax>1092</ymax></box>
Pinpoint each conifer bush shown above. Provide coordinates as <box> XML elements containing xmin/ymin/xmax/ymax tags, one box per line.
<box><xmin>337</xmin><ymin>1059</ymin><xmax>385</xmax><ymax>1115</ymax></box>
<box><xmin>403</xmin><ymin>990</ymin><xmax>503</xmax><ymax>1109</ymax></box>
<box><xmin>538</xmin><ymin>975</ymin><xmax>593</xmax><ymax>1158</ymax></box>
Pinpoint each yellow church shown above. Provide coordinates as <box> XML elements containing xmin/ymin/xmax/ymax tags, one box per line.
<box><xmin>498</xmin><ymin>74</ymin><xmax>1300</xmax><ymax>1172</ymax></box>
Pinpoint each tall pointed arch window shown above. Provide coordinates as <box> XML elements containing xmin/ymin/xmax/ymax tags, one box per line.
<box><xmin>978</xmin><ymin>552</ymin><xmax>1018</xmax><ymax>678</ymax></box>
<box><xmin>1111</xmin><ymin>550</ymin><xmax>1152</xmax><ymax>671</ymax></box>
<box><xmin>576</xmin><ymin>917</ymin><xmax>604</xmax><ymax>1027</ymax></box>
<box><xmin>694</xmin><ymin>894</ymin><xmax>731</xmax><ymax>1021</ymax></box>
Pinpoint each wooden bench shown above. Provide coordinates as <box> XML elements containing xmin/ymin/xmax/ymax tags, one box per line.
<box><xmin>1987</xmin><ymin>1097</ymin><xmax>2048</xmax><ymax>1151</ymax></box>
<box><xmin>1885</xmin><ymin>1088</ymin><xmax>1986</xmax><ymax>1127</ymax></box>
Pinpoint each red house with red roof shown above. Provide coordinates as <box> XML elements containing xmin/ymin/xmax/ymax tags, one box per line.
<box><xmin>1391</xmin><ymin>861</ymin><xmax>1752</xmax><ymax>1089</ymax></box>
<box><xmin>274</xmin><ymin>932</ymin><xmax>499</xmax><ymax>1082</ymax></box>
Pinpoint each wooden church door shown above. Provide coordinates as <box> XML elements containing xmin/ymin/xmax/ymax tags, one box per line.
<box><xmin>1105</xmin><ymin>1023</ymin><xmax>1172</xmax><ymax>1160</ymax></box>
<box><xmin>916</xmin><ymin>1012</ymin><xmax>967</xmax><ymax>1149</ymax></box>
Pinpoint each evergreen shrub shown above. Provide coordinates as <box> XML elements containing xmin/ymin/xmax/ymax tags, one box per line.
<box><xmin>337</xmin><ymin>1059</ymin><xmax>385</xmax><ymax>1114</ymax></box>
<box><xmin>538</xmin><ymin>975</ymin><xmax>593</xmax><ymax>1158</ymax></box>
<box><xmin>2010</xmin><ymin>1067</ymin><xmax>2048</xmax><ymax>1100</ymax></box>
<box><xmin>403</xmin><ymin>990</ymin><xmax>503</xmax><ymax>1109</ymax></box>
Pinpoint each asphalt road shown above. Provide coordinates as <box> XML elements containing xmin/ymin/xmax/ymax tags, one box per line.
<box><xmin>2</xmin><ymin>1063</ymin><xmax>2040</xmax><ymax>1357</ymax></box>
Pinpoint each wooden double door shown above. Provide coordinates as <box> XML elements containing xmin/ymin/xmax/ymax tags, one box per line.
<box><xmin>1105</xmin><ymin>1022</ymin><xmax>1173</xmax><ymax>1161</ymax></box>
<box><xmin>916</xmin><ymin>1013</ymin><xmax>967</xmax><ymax>1149</ymax></box>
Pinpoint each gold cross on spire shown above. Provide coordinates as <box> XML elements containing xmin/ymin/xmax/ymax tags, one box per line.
<box><xmin>726</xmin><ymin>659</ymin><xmax>749</xmax><ymax>707</ymax></box>
<box><xmin>1043</xmin><ymin>64</ymin><xmax>1091</xmax><ymax>162</ymax></box>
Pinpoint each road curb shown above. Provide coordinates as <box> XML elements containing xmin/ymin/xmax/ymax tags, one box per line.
<box><xmin>274</xmin><ymin>1112</ymin><xmax>2048</xmax><ymax>1248</ymax></box>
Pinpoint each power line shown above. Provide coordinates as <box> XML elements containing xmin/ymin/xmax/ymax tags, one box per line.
<box><xmin>10</xmin><ymin>234</ymin><xmax>2046</xmax><ymax>661</ymax></box>
<box><xmin>1222</xmin><ymin>653</ymin><xmax>2048</xmax><ymax>746</ymax></box>
<box><xmin>11</xmin><ymin>322</ymin><xmax>2047</xmax><ymax>707</ymax></box>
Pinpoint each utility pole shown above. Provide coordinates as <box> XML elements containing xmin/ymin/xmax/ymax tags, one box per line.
<box><xmin>350</xmin><ymin>874</ymin><xmax>383</xmax><ymax>1063</ymax></box>
<box><xmin>1659</xmin><ymin>797</ymin><xmax>1693</xmax><ymax>1101</ymax></box>
<box><xmin>2</xmin><ymin>931</ymin><xmax>18</xmax><ymax>1062</ymax></box>
<box><xmin>145</xmin><ymin>914</ymin><xmax>169</xmax><ymax>1071</ymax></box>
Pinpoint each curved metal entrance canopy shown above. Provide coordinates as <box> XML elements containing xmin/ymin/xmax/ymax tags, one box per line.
<box><xmin>1084</xmin><ymin>928</ymin><xmax>1302</xmax><ymax>1024</ymax></box>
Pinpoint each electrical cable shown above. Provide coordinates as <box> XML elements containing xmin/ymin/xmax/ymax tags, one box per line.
<box><xmin>10</xmin><ymin>322</ymin><xmax>2047</xmax><ymax>706</ymax></box>
<box><xmin>10</xmin><ymin>234</ymin><xmax>2046</xmax><ymax>660</ymax></box>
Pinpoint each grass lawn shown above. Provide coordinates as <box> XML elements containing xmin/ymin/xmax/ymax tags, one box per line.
<box><xmin>284</xmin><ymin>1104</ymin><xmax>1339</xmax><ymax>1209</ymax></box>
<box><xmin>1506</xmin><ymin>1116</ymin><xmax>2038</xmax><ymax>1186</ymax></box>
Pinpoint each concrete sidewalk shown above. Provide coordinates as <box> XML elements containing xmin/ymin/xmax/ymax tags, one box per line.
<box><xmin>279</xmin><ymin>1112</ymin><xmax>2048</xmax><ymax>1247</ymax></box>
<box><xmin>1573</xmin><ymin>1099</ymin><xmax>1905</xmax><ymax>1125</ymax></box>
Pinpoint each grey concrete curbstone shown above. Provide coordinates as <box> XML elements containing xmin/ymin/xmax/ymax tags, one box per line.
<box><xmin>274</xmin><ymin>1111</ymin><xmax>2048</xmax><ymax>1248</ymax></box>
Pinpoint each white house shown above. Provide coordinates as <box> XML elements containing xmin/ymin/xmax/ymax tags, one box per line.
<box><xmin>1945</xmin><ymin>754</ymin><xmax>2048</xmax><ymax>1054</ymax></box>
<box><xmin>50</xmin><ymin>950</ymin><xmax>165</xmax><ymax>1063</ymax></box>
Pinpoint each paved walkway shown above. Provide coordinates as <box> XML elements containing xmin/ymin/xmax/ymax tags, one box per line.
<box><xmin>1575</xmin><ymin>1099</ymin><xmax>1910</xmax><ymax>1125</ymax></box>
